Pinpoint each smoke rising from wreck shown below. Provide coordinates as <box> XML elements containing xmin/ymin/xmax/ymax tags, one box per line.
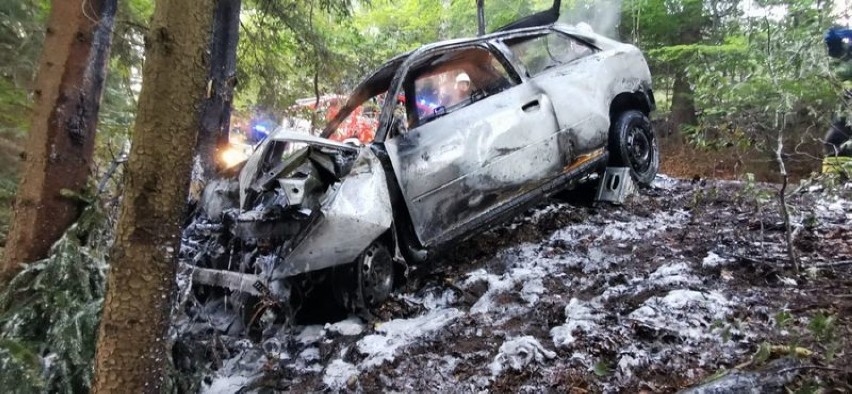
<box><xmin>558</xmin><ymin>0</ymin><xmax>623</xmax><ymax>39</ymax></box>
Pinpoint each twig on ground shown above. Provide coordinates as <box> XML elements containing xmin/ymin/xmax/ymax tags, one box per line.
<box><xmin>776</xmin><ymin>365</ymin><xmax>851</xmax><ymax>375</ymax></box>
<box><xmin>444</xmin><ymin>279</ymin><xmax>479</xmax><ymax>305</ymax></box>
<box><xmin>775</xmin><ymin>132</ymin><xmax>800</xmax><ymax>274</ymax></box>
<box><xmin>724</xmin><ymin>253</ymin><xmax>777</xmax><ymax>266</ymax></box>
<box><xmin>813</xmin><ymin>260</ymin><xmax>852</xmax><ymax>268</ymax></box>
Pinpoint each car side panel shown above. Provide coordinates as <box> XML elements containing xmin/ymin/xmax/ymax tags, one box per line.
<box><xmin>533</xmin><ymin>46</ymin><xmax>653</xmax><ymax>159</ymax></box>
<box><xmin>385</xmin><ymin>84</ymin><xmax>561</xmax><ymax>246</ymax></box>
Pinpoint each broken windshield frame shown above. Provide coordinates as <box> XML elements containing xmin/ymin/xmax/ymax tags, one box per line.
<box><xmin>319</xmin><ymin>54</ymin><xmax>410</xmax><ymax>141</ymax></box>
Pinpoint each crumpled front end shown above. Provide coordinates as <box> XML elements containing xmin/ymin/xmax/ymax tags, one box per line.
<box><xmin>275</xmin><ymin>151</ymin><xmax>392</xmax><ymax>279</ymax></box>
<box><xmin>187</xmin><ymin>139</ymin><xmax>393</xmax><ymax>295</ymax></box>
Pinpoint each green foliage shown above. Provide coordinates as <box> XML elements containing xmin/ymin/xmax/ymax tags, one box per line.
<box><xmin>622</xmin><ymin>0</ymin><xmax>709</xmax><ymax>47</ymax></box>
<box><xmin>95</xmin><ymin>0</ymin><xmax>152</xmax><ymax>147</ymax></box>
<box><xmin>0</xmin><ymin>0</ymin><xmax>48</xmax><ymax>138</ymax></box>
<box><xmin>739</xmin><ymin>173</ymin><xmax>774</xmax><ymax>204</ymax></box>
<box><xmin>234</xmin><ymin>0</ymin><xmax>562</xmax><ymax>111</ymax></box>
<box><xmin>623</xmin><ymin>0</ymin><xmax>838</xmax><ymax>157</ymax></box>
<box><xmin>807</xmin><ymin>312</ymin><xmax>836</xmax><ymax>343</ymax></box>
<box><xmin>686</xmin><ymin>23</ymin><xmax>835</xmax><ymax>149</ymax></box>
<box><xmin>774</xmin><ymin>310</ymin><xmax>793</xmax><ymax>327</ymax></box>
<box><xmin>647</xmin><ymin>37</ymin><xmax>749</xmax><ymax>64</ymax></box>
<box><xmin>0</xmin><ymin>78</ymin><xmax>30</xmax><ymax>135</ymax></box>
<box><xmin>0</xmin><ymin>0</ymin><xmax>149</xmax><ymax>249</ymax></box>
<box><xmin>754</xmin><ymin>341</ymin><xmax>773</xmax><ymax>364</ymax></box>
<box><xmin>593</xmin><ymin>360</ymin><xmax>611</xmax><ymax>376</ymax></box>
<box><xmin>0</xmin><ymin>204</ymin><xmax>113</xmax><ymax>394</ymax></box>
<box><xmin>235</xmin><ymin>0</ymin><xmax>360</xmax><ymax>112</ymax></box>
<box><xmin>0</xmin><ymin>0</ymin><xmax>48</xmax><ymax>83</ymax></box>
<box><xmin>447</xmin><ymin>0</ymin><xmax>553</xmax><ymax>37</ymax></box>
<box><xmin>761</xmin><ymin>308</ymin><xmax>843</xmax><ymax>383</ymax></box>
<box><xmin>0</xmin><ymin>172</ymin><xmax>16</xmax><ymax>245</ymax></box>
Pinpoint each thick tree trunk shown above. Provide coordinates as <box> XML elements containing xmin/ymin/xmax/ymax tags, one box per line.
<box><xmin>2</xmin><ymin>0</ymin><xmax>116</xmax><ymax>279</ymax></box>
<box><xmin>92</xmin><ymin>0</ymin><xmax>216</xmax><ymax>391</ymax></box>
<box><xmin>196</xmin><ymin>0</ymin><xmax>242</xmax><ymax>181</ymax></box>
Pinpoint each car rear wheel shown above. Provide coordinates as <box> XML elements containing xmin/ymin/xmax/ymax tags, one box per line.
<box><xmin>608</xmin><ymin>110</ymin><xmax>659</xmax><ymax>186</ymax></box>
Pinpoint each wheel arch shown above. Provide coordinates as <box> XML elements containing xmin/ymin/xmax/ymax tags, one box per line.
<box><xmin>609</xmin><ymin>90</ymin><xmax>655</xmax><ymax>119</ymax></box>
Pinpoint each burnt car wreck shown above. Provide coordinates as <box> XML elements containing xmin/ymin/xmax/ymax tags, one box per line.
<box><xmin>183</xmin><ymin>15</ymin><xmax>659</xmax><ymax>331</ymax></box>
<box><xmin>186</xmin><ymin>134</ymin><xmax>396</xmax><ymax>313</ymax></box>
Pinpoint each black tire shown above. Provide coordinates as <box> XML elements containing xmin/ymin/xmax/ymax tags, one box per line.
<box><xmin>608</xmin><ymin>110</ymin><xmax>659</xmax><ymax>186</ymax></box>
<box><xmin>335</xmin><ymin>242</ymin><xmax>395</xmax><ymax>313</ymax></box>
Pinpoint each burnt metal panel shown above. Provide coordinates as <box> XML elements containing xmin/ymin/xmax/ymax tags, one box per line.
<box><xmin>385</xmin><ymin>83</ymin><xmax>562</xmax><ymax>246</ymax></box>
<box><xmin>239</xmin><ymin>129</ymin><xmax>359</xmax><ymax>208</ymax></box>
<box><xmin>271</xmin><ymin>130</ymin><xmax>359</xmax><ymax>152</ymax></box>
<box><xmin>431</xmin><ymin>150</ymin><xmax>607</xmax><ymax>247</ymax></box>
<box><xmin>493</xmin><ymin>0</ymin><xmax>561</xmax><ymax>33</ymax></box>
<box><xmin>238</xmin><ymin>135</ymin><xmax>273</xmax><ymax>208</ymax></box>
<box><xmin>375</xmin><ymin>28</ymin><xmax>555</xmax><ymax>143</ymax></box>
<box><xmin>504</xmin><ymin>34</ymin><xmax>653</xmax><ymax>156</ymax></box>
<box><xmin>274</xmin><ymin>149</ymin><xmax>393</xmax><ymax>278</ymax></box>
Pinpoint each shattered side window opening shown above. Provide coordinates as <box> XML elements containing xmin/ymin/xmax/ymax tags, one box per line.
<box><xmin>321</xmin><ymin>53</ymin><xmax>410</xmax><ymax>141</ymax></box>
<box><xmin>505</xmin><ymin>32</ymin><xmax>596</xmax><ymax>77</ymax></box>
<box><xmin>280</xmin><ymin>142</ymin><xmax>309</xmax><ymax>162</ymax></box>
<box><xmin>405</xmin><ymin>46</ymin><xmax>518</xmax><ymax>128</ymax></box>
<box><xmin>326</xmin><ymin>95</ymin><xmax>383</xmax><ymax>145</ymax></box>
<box><xmin>261</xmin><ymin>141</ymin><xmax>309</xmax><ymax>175</ymax></box>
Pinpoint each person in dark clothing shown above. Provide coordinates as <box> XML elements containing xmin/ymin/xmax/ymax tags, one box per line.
<box><xmin>822</xmin><ymin>27</ymin><xmax>852</xmax><ymax>172</ymax></box>
<box><xmin>825</xmin><ymin>118</ymin><xmax>852</xmax><ymax>156</ymax></box>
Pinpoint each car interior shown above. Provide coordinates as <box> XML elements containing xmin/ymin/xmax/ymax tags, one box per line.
<box><xmin>402</xmin><ymin>46</ymin><xmax>519</xmax><ymax>129</ymax></box>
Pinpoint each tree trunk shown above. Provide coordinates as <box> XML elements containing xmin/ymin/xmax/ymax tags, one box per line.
<box><xmin>670</xmin><ymin>69</ymin><xmax>698</xmax><ymax>134</ymax></box>
<box><xmin>195</xmin><ymin>0</ymin><xmax>242</xmax><ymax>182</ymax></box>
<box><xmin>92</xmin><ymin>0</ymin><xmax>216</xmax><ymax>391</ymax></box>
<box><xmin>477</xmin><ymin>0</ymin><xmax>486</xmax><ymax>36</ymax></box>
<box><xmin>669</xmin><ymin>26</ymin><xmax>700</xmax><ymax>137</ymax></box>
<box><xmin>2</xmin><ymin>0</ymin><xmax>117</xmax><ymax>279</ymax></box>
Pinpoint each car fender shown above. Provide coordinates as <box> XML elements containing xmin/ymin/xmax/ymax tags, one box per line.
<box><xmin>272</xmin><ymin>148</ymin><xmax>393</xmax><ymax>279</ymax></box>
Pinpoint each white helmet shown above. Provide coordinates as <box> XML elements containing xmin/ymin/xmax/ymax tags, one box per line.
<box><xmin>456</xmin><ymin>72</ymin><xmax>471</xmax><ymax>84</ymax></box>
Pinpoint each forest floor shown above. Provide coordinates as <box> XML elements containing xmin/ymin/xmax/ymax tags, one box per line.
<box><xmin>175</xmin><ymin>175</ymin><xmax>852</xmax><ymax>393</ymax></box>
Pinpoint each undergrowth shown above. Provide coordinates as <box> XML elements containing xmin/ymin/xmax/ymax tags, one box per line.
<box><xmin>0</xmin><ymin>203</ymin><xmax>113</xmax><ymax>394</ymax></box>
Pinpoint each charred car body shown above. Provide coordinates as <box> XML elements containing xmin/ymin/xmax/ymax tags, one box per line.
<box><xmin>186</xmin><ymin>19</ymin><xmax>658</xmax><ymax>322</ymax></box>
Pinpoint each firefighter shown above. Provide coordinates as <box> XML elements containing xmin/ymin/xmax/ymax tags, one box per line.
<box><xmin>823</xmin><ymin>26</ymin><xmax>852</xmax><ymax>173</ymax></box>
<box><xmin>443</xmin><ymin>72</ymin><xmax>472</xmax><ymax>107</ymax></box>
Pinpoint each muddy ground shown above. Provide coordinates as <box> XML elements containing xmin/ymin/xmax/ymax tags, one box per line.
<box><xmin>175</xmin><ymin>176</ymin><xmax>852</xmax><ymax>393</ymax></box>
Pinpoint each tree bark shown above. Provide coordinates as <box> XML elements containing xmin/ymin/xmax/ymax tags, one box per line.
<box><xmin>92</xmin><ymin>0</ymin><xmax>216</xmax><ymax>391</ymax></box>
<box><xmin>670</xmin><ymin>69</ymin><xmax>698</xmax><ymax>134</ymax></box>
<box><xmin>2</xmin><ymin>0</ymin><xmax>117</xmax><ymax>279</ymax></box>
<box><xmin>669</xmin><ymin>26</ymin><xmax>701</xmax><ymax>136</ymax></box>
<box><xmin>196</xmin><ymin>0</ymin><xmax>242</xmax><ymax>181</ymax></box>
<box><xmin>477</xmin><ymin>0</ymin><xmax>486</xmax><ymax>36</ymax></box>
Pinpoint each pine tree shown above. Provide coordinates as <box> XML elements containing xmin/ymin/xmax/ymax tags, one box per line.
<box><xmin>0</xmin><ymin>204</ymin><xmax>112</xmax><ymax>393</ymax></box>
<box><xmin>2</xmin><ymin>0</ymin><xmax>117</xmax><ymax>277</ymax></box>
<box><xmin>91</xmin><ymin>0</ymin><xmax>219</xmax><ymax>391</ymax></box>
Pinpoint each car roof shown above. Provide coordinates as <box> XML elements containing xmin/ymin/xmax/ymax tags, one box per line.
<box><xmin>357</xmin><ymin>22</ymin><xmax>597</xmax><ymax>93</ymax></box>
<box><xmin>322</xmin><ymin>23</ymin><xmax>599</xmax><ymax>137</ymax></box>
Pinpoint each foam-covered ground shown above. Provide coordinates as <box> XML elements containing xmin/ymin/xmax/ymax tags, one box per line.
<box><xmin>177</xmin><ymin>176</ymin><xmax>852</xmax><ymax>392</ymax></box>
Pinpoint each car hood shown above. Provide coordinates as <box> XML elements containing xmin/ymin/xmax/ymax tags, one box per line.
<box><xmin>238</xmin><ymin>127</ymin><xmax>362</xmax><ymax>210</ymax></box>
<box><xmin>268</xmin><ymin>130</ymin><xmax>360</xmax><ymax>152</ymax></box>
